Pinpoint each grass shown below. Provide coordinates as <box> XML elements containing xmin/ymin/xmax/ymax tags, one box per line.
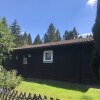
<box><xmin>15</xmin><ymin>78</ymin><xmax>100</xmax><ymax>100</ymax></box>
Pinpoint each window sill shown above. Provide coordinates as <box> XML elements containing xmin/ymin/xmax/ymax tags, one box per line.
<box><xmin>43</xmin><ymin>60</ymin><xmax>53</xmax><ymax>63</ymax></box>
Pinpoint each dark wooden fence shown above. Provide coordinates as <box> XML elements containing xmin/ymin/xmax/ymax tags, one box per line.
<box><xmin>0</xmin><ymin>87</ymin><xmax>59</xmax><ymax>100</ymax></box>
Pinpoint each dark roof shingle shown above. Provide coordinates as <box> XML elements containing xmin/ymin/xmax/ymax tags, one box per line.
<box><xmin>14</xmin><ymin>38</ymin><xmax>94</xmax><ymax>50</ymax></box>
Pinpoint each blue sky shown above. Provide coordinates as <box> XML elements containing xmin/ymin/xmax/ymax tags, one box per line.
<box><xmin>0</xmin><ymin>0</ymin><xmax>97</xmax><ymax>41</ymax></box>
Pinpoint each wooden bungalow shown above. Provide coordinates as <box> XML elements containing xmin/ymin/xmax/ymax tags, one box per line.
<box><xmin>4</xmin><ymin>38</ymin><xmax>94</xmax><ymax>83</ymax></box>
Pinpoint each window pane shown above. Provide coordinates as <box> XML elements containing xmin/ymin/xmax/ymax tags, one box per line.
<box><xmin>45</xmin><ymin>53</ymin><xmax>51</xmax><ymax>60</ymax></box>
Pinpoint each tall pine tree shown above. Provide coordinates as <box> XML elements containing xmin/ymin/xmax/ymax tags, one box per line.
<box><xmin>1</xmin><ymin>17</ymin><xmax>8</xmax><ymax>28</ymax></box>
<box><xmin>22</xmin><ymin>32</ymin><xmax>28</xmax><ymax>46</ymax></box>
<box><xmin>10</xmin><ymin>20</ymin><xmax>22</xmax><ymax>47</ymax></box>
<box><xmin>28</xmin><ymin>33</ymin><xmax>32</xmax><ymax>45</ymax></box>
<box><xmin>33</xmin><ymin>34</ymin><xmax>42</xmax><ymax>45</ymax></box>
<box><xmin>55</xmin><ymin>29</ymin><xmax>61</xmax><ymax>41</ymax></box>
<box><xmin>44</xmin><ymin>33</ymin><xmax>49</xmax><ymax>43</ymax></box>
<box><xmin>10</xmin><ymin>20</ymin><xmax>20</xmax><ymax>35</ymax></box>
<box><xmin>72</xmin><ymin>27</ymin><xmax>79</xmax><ymax>39</ymax></box>
<box><xmin>45</xmin><ymin>23</ymin><xmax>57</xmax><ymax>43</ymax></box>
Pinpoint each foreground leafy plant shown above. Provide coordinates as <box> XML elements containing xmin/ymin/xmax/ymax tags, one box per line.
<box><xmin>0</xmin><ymin>66</ymin><xmax>23</xmax><ymax>89</ymax></box>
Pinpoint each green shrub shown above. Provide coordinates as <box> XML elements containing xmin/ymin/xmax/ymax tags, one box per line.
<box><xmin>0</xmin><ymin>66</ymin><xmax>23</xmax><ymax>89</ymax></box>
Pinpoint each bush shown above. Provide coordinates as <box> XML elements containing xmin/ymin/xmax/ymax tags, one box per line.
<box><xmin>0</xmin><ymin>66</ymin><xmax>23</xmax><ymax>89</ymax></box>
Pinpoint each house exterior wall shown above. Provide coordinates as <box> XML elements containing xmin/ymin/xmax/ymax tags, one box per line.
<box><xmin>4</xmin><ymin>42</ymin><xmax>93</xmax><ymax>83</ymax></box>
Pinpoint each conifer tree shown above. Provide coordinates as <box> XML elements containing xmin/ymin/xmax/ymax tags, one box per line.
<box><xmin>63</xmin><ymin>30</ymin><xmax>73</xmax><ymax>40</ymax></box>
<box><xmin>72</xmin><ymin>27</ymin><xmax>79</xmax><ymax>39</ymax></box>
<box><xmin>28</xmin><ymin>33</ymin><xmax>32</xmax><ymax>45</ymax></box>
<box><xmin>63</xmin><ymin>27</ymin><xmax>79</xmax><ymax>40</ymax></box>
<box><xmin>63</xmin><ymin>30</ymin><xmax>68</xmax><ymax>40</ymax></box>
<box><xmin>92</xmin><ymin>0</ymin><xmax>100</xmax><ymax>80</ymax></box>
<box><xmin>10</xmin><ymin>20</ymin><xmax>20</xmax><ymax>35</ymax></box>
<box><xmin>44</xmin><ymin>33</ymin><xmax>49</xmax><ymax>43</ymax></box>
<box><xmin>22</xmin><ymin>32</ymin><xmax>28</xmax><ymax>46</ymax></box>
<box><xmin>33</xmin><ymin>34</ymin><xmax>42</xmax><ymax>45</ymax></box>
<box><xmin>46</xmin><ymin>23</ymin><xmax>57</xmax><ymax>42</ymax></box>
<box><xmin>56</xmin><ymin>29</ymin><xmax>61</xmax><ymax>41</ymax></box>
<box><xmin>1</xmin><ymin>17</ymin><xmax>8</xmax><ymax>28</ymax></box>
<box><xmin>10</xmin><ymin>20</ymin><xmax>22</xmax><ymax>47</ymax></box>
<box><xmin>86</xmin><ymin>34</ymin><xmax>93</xmax><ymax>38</ymax></box>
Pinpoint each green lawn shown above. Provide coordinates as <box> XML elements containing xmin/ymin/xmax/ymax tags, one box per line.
<box><xmin>15</xmin><ymin>79</ymin><xmax>100</xmax><ymax>100</ymax></box>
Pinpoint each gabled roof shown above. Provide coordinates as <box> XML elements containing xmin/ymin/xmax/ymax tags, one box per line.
<box><xmin>14</xmin><ymin>38</ymin><xmax>94</xmax><ymax>50</ymax></box>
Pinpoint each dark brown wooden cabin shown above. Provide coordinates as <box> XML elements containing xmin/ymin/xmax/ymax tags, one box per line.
<box><xmin>4</xmin><ymin>38</ymin><xmax>94</xmax><ymax>83</ymax></box>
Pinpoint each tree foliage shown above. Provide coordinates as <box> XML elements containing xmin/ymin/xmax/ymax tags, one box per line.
<box><xmin>92</xmin><ymin>0</ymin><xmax>100</xmax><ymax>81</ymax></box>
<box><xmin>28</xmin><ymin>33</ymin><xmax>32</xmax><ymax>45</ymax></box>
<box><xmin>44</xmin><ymin>33</ymin><xmax>49</xmax><ymax>43</ymax></box>
<box><xmin>93</xmin><ymin>0</ymin><xmax>100</xmax><ymax>57</ymax></box>
<box><xmin>55</xmin><ymin>29</ymin><xmax>61</xmax><ymax>41</ymax></box>
<box><xmin>10</xmin><ymin>20</ymin><xmax>22</xmax><ymax>47</ymax></box>
<box><xmin>72</xmin><ymin>27</ymin><xmax>79</xmax><ymax>38</ymax></box>
<box><xmin>0</xmin><ymin>18</ymin><xmax>15</xmax><ymax>64</ymax></box>
<box><xmin>22</xmin><ymin>32</ymin><xmax>28</xmax><ymax>46</ymax></box>
<box><xmin>10</xmin><ymin>20</ymin><xmax>20</xmax><ymax>35</ymax></box>
<box><xmin>44</xmin><ymin>23</ymin><xmax>61</xmax><ymax>43</ymax></box>
<box><xmin>10</xmin><ymin>20</ymin><xmax>32</xmax><ymax>47</ymax></box>
<box><xmin>0</xmin><ymin>66</ymin><xmax>23</xmax><ymax>89</ymax></box>
<box><xmin>33</xmin><ymin>34</ymin><xmax>42</xmax><ymax>45</ymax></box>
<box><xmin>20</xmin><ymin>32</ymin><xmax>32</xmax><ymax>46</ymax></box>
<box><xmin>63</xmin><ymin>27</ymin><xmax>78</xmax><ymax>40</ymax></box>
<box><xmin>46</xmin><ymin>23</ymin><xmax>56</xmax><ymax>42</ymax></box>
<box><xmin>86</xmin><ymin>34</ymin><xmax>93</xmax><ymax>38</ymax></box>
<box><xmin>63</xmin><ymin>30</ymin><xmax>73</xmax><ymax>40</ymax></box>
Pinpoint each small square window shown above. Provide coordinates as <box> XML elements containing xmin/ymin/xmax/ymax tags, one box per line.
<box><xmin>43</xmin><ymin>50</ymin><xmax>53</xmax><ymax>63</ymax></box>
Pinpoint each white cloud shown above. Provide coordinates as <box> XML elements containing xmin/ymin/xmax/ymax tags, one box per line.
<box><xmin>87</xmin><ymin>0</ymin><xmax>97</xmax><ymax>7</ymax></box>
<box><xmin>79</xmin><ymin>32</ymin><xmax>93</xmax><ymax>38</ymax></box>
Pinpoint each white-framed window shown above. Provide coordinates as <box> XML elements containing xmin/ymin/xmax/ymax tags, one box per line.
<box><xmin>43</xmin><ymin>50</ymin><xmax>53</xmax><ymax>63</ymax></box>
<box><xmin>23</xmin><ymin>56</ymin><xmax>27</xmax><ymax>64</ymax></box>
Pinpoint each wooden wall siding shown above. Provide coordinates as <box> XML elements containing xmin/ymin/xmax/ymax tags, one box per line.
<box><xmin>80</xmin><ymin>44</ymin><xmax>93</xmax><ymax>83</ymax></box>
<box><xmin>4</xmin><ymin>42</ymin><xmax>93</xmax><ymax>83</ymax></box>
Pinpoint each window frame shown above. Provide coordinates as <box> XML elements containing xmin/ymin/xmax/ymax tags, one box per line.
<box><xmin>43</xmin><ymin>50</ymin><xmax>53</xmax><ymax>63</ymax></box>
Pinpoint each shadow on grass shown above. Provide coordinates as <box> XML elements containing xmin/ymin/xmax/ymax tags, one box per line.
<box><xmin>24</xmin><ymin>78</ymin><xmax>94</xmax><ymax>93</ymax></box>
